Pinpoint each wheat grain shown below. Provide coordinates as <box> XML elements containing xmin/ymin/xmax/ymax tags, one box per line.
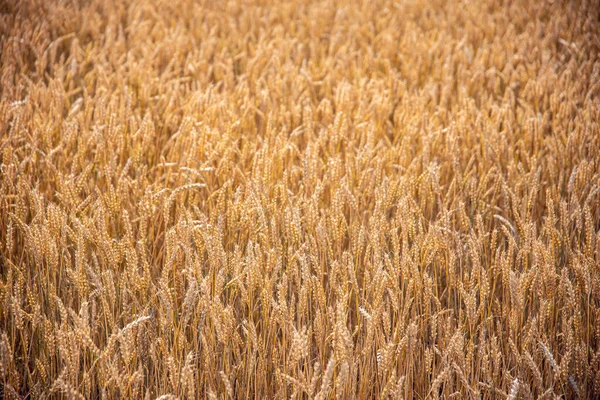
<box><xmin>0</xmin><ymin>0</ymin><xmax>599</xmax><ymax>397</ymax></box>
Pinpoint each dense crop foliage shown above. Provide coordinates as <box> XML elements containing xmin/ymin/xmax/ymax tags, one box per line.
<box><xmin>1</xmin><ymin>0</ymin><xmax>599</xmax><ymax>398</ymax></box>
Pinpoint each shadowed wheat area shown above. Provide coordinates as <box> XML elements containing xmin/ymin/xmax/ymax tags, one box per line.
<box><xmin>1</xmin><ymin>0</ymin><xmax>600</xmax><ymax>398</ymax></box>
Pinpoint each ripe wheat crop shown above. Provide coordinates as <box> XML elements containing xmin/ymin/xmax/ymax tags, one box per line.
<box><xmin>1</xmin><ymin>0</ymin><xmax>599</xmax><ymax>398</ymax></box>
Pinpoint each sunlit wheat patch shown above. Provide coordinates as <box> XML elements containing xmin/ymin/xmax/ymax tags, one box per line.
<box><xmin>1</xmin><ymin>0</ymin><xmax>599</xmax><ymax>398</ymax></box>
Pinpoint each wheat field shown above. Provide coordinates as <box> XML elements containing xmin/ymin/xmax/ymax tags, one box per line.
<box><xmin>1</xmin><ymin>0</ymin><xmax>599</xmax><ymax>398</ymax></box>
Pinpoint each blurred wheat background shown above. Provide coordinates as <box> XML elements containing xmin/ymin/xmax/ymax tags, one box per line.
<box><xmin>1</xmin><ymin>0</ymin><xmax>600</xmax><ymax>398</ymax></box>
